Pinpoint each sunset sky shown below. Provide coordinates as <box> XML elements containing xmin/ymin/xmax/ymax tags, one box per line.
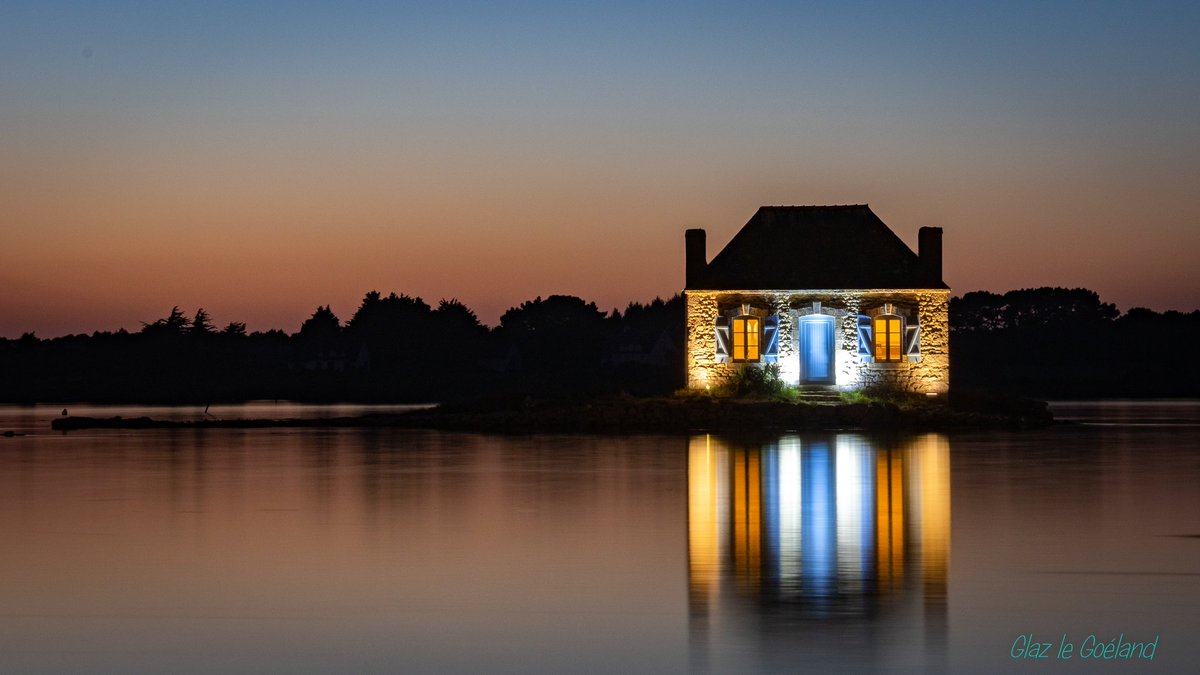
<box><xmin>2</xmin><ymin>1</ymin><xmax>1198</xmax><ymax>337</ymax></box>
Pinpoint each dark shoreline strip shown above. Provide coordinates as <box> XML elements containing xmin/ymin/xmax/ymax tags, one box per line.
<box><xmin>50</xmin><ymin>415</ymin><xmax>382</xmax><ymax>431</ymax></box>
<box><xmin>49</xmin><ymin>398</ymin><xmax>1053</xmax><ymax>434</ymax></box>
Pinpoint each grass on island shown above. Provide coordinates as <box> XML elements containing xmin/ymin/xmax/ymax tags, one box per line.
<box><xmin>673</xmin><ymin>365</ymin><xmax>938</xmax><ymax>407</ymax></box>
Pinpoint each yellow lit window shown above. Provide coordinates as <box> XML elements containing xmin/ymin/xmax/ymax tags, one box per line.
<box><xmin>873</xmin><ymin>316</ymin><xmax>903</xmax><ymax>362</ymax></box>
<box><xmin>732</xmin><ymin>317</ymin><xmax>760</xmax><ymax>362</ymax></box>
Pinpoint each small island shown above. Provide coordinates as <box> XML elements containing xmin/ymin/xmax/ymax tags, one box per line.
<box><xmin>50</xmin><ymin>389</ymin><xmax>1051</xmax><ymax>434</ymax></box>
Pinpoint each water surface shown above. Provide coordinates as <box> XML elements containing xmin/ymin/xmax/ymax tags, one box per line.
<box><xmin>1</xmin><ymin>402</ymin><xmax>1198</xmax><ymax>672</ymax></box>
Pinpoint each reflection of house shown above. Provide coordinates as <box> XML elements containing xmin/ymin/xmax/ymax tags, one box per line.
<box><xmin>687</xmin><ymin>433</ymin><xmax>949</xmax><ymax>670</ymax></box>
<box><xmin>684</xmin><ymin>206</ymin><xmax>949</xmax><ymax>393</ymax></box>
<box><xmin>688</xmin><ymin>433</ymin><xmax>949</xmax><ymax>613</ymax></box>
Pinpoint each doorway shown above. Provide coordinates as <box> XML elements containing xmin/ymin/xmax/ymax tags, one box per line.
<box><xmin>798</xmin><ymin>315</ymin><xmax>835</xmax><ymax>385</ymax></box>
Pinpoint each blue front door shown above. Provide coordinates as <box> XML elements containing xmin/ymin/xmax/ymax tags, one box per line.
<box><xmin>798</xmin><ymin>316</ymin><xmax>835</xmax><ymax>384</ymax></box>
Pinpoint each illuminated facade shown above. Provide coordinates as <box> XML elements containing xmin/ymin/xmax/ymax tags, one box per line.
<box><xmin>684</xmin><ymin>205</ymin><xmax>950</xmax><ymax>393</ymax></box>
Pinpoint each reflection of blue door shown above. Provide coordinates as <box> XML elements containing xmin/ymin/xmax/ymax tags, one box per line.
<box><xmin>798</xmin><ymin>316</ymin><xmax>835</xmax><ymax>384</ymax></box>
<box><xmin>801</xmin><ymin>440</ymin><xmax>835</xmax><ymax>597</ymax></box>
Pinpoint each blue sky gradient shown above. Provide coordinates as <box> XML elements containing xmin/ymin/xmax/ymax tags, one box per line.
<box><xmin>2</xmin><ymin>1</ymin><xmax>1198</xmax><ymax>334</ymax></box>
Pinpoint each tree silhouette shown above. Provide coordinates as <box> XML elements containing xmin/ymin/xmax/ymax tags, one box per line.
<box><xmin>222</xmin><ymin>322</ymin><xmax>247</xmax><ymax>337</ymax></box>
<box><xmin>951</xmin><ymin>287</ymin><xmax>1118</xmax><ymax>332</ymax></box>
<box><xmin>298</xmin><ymin>305</ymin><xmax>341</xmax><ymax>341</ymax></box>
<box><xmin>189</xmin><ymin>308</ymin><xmax>215</xmax><ymax>335</ymax></box>
<box><xmin>346</xmin><ymin>292</ymin><xmax>432</xmax><ymax>336</ymax></box>
<box><xmin>344</xmin><ymin>292</ymin><xmax>436</xmax><ymax>377</ymax></box>
<box><xmin>434</xmin><ymin>298</ymin><xmax>483</xmax><ymax>332</ymax></box>
<box><xmin>498</xmin><ymin>295</ymin><xmax>608</xmax><ymax>370</ymax></box>
<box><xmin>141</xmin><ymin>306</ymin><xmax>189</xmax><ymax>337</ymax></box>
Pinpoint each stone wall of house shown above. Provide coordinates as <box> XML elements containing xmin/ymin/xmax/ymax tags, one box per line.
<box><xmin>684</xmin><ymin>291</ymin><xmax>724</xmax><ymax>389</ymax></box>
<box><xmin>849</xmin><ymin>290</ymin><xmax>950</xmax><ymax>394</ymax></box>
<box><xmin>685</xmin><ymin>289</ymin><xmax>950</xmax><ymax>394</ymax></box>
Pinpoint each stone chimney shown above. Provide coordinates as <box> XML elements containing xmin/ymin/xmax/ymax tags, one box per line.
<box><xmin>685</xmin><ymin>229</ymin><xmax>707</xmax><ymax>289</ymax></box>
<box><xmin>918</xmin><ymin>226</ymin><xmax>943</xmax><ymax>285</ymax></box>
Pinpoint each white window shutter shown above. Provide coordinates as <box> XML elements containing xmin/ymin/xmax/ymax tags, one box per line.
<box><xmin>714</xmin><ymin>317</ymin><xmax>731</xmax><ymax>363</ymax></box>
<box><xmin>856</xmin><ymin>315</ymin><xmax>873</xmax><ymax>358</ymax></box>
<box><xmin>762</xmin><ymin>315</ymin><xmax>780</xmax><ymax>363</ymax></box>
<box><xmin>905</xmin><ymin>324</ymin><xmax>921</xmax><ymax>360</ymax></box>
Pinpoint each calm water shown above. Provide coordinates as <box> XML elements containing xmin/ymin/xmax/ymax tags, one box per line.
<box><xmin>1</xmin><ymin>402</ymin><xmax>1198</xmax><ymax>673</ymax></box>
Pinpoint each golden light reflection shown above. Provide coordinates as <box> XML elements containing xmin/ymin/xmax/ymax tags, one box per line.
<box><xmin>687</xmin><ymin>433</ymin><xmax>950</xmax><ymax>616</ymax></box>
<box><xmin>877</xmin><ymin>447</ymin><xmax>905</xmax><ymax>592</ymax></box>
<box><xmin>913</xmin><ymin>434</ymin><xmax>950</xmax><ymax>599</ymax></box>
<box><xmin>731</xmin><ymin>447</ymin><xmax>761</xmax><ymax>587</ymax></box>
<box><xmin>687</xmin><ymin>435</ymin><xmax>722</xmax><ymax>604</ymax></box>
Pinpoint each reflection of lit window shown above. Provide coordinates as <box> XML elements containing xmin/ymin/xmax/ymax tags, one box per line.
<box><xmin>873</xmin><ymin>316</ymin><xmax>903</xmax><ymax>362</ymax></box>
<box><xmin>732</xmin><ymin>316</ymin><xmax>760</xmax><ymax>362</ymax></box>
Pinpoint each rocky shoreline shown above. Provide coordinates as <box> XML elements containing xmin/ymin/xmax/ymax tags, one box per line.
<box><xmin>49</xmin><ymin>393</ymin><xmax>1053</xmax><ymax>434</ymax></box>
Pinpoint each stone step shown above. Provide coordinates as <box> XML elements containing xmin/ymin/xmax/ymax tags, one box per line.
<box><xmin>795</xmin><ymin>389</ymin><xmax>843</xmax><ymax>405</ymax></box>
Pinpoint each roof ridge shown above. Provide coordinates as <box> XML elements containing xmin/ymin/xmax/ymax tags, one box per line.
<box><xmin>694</xmin><ymin>205</ymin><xmax>947</xmax><ymax>290</ymax></box>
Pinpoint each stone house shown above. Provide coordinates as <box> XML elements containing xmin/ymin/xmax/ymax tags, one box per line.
<box><xmin>684</xmin><ymin>205</ymin><xmax>949</xmax><ymax>394</ymax></box>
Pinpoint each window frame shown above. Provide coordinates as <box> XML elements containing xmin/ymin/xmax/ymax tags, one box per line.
<box><xmin>731</xmin><ymin>315</ymin><xmax>761</xmax><ymax>363</ymax></box>
<box><xmin>872</xmin><ymin>314</ymin><xmax>905</xmax><ymax>363</ymax></box>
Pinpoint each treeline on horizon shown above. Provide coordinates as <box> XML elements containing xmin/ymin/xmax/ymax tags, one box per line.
<box><xmin>1</xmin><ymin>292</ymin><xmax>685</xmax><ymax>404</ymax></box>
<box><xmin>1</xmin><ymin>287</ymin><xmax>1197</xmax><ymax>403</ymax></box>
<box><xmin>950</xmin><ymin>288</ymin><xmax>1200</xmax><ymax>398</ymax></box>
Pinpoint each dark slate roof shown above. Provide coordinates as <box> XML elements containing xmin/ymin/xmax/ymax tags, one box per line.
<box><xmin>691</xmin><ymin>205</ymin><xmax>947</xmax><ymax>290</ymax></box>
